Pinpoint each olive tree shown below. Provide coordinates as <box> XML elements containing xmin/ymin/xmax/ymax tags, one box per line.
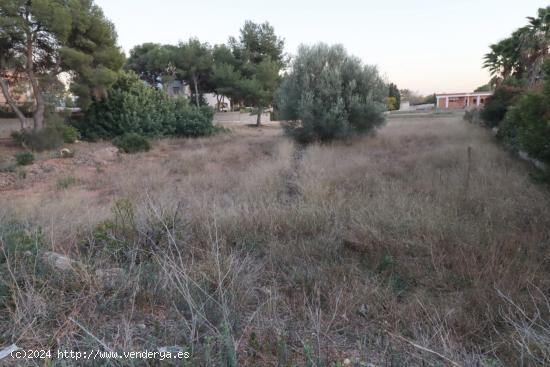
<box><xmin>277</xmin><ymin>43</ymin><xmax>387</xmax><ymax>142</ymax></box>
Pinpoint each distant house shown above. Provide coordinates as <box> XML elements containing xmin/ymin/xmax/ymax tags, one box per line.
<box><xmin>164</xmin><ymin>80</ymin><xmax>231</xmax><ymax>111</ymax></box>
<box><xmin>435</xmin><ymin>92</ymin><xmax>493</xmax><ymax>109</ymax></box>
<box><xmin>165</xmin><ymin>80</ymin><xmax>187</xmax><ymax>98</ymax></box>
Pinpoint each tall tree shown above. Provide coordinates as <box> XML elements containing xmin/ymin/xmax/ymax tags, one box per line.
<box><xmin>211</xmin><ymin>44</ymin><xmax>241</xmax><ymax>110</ymax></box>
<box><xmin>175</xmin><ymin>39</ymin><xmax>213</xmax><ymax>107</ymax></box>
<box><xmin>0</xmin><ymin>0</ymin><xmax>124</xmax><ymax>131</ymax></box>
<box><xmin>230</xmin><ymin>21</ymin><xmax>285</xmax><ymax>126</ymax></box>
<box><xmin>484</xmin><ymin>6</ymin><xmax>550</xmax><ymax>87</ymax></box>
<box><xmin>125</xmin><ymin>43</ymin><xmax>177</xmax><ymax>87</ymax></box>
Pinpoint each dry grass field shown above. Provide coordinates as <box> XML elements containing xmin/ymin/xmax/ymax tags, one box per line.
<box><xmin>1</xmin><ymin>115</ymin><xmax>549</xmax><ymax>366</ymax></box>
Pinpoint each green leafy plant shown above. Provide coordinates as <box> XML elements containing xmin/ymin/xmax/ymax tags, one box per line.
<box><xmin>15</xmin><ymin>152</ymin><xmax>35</xmax><ymax>166</ymax></box>
<box><xmin>174</xmin><ymin>100</ymin><xmax>216</xmax><ymax>137</ymax></box>
<box><xmin>277</xmin><ymin>43</ymin><xmax>387</xmax><ymax>143</ymax></box>
<box><xmin>480</xmin><ymin>82</ymin><xmax>523</xmax><ymax>128</ymax></box>
<box><xmin>498</xmin><ymin>60</ymin><xmax>550</xmax><ymax>167</ymax></box>
<box><xmin>47</xmin><ymin>117</ymin><xmax>80</xmax><ymax>143</ymax></box>
<box><xmin>79</xmin><ymin>72</ymin><xmax>215</xmax><ymax>140</ymax></box>
<box><xmin>113</xmin><ymin>133</ymin><xmax>151</xmax><ymax>154</ymax></box>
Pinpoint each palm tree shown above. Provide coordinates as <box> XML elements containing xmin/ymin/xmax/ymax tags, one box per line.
<box><xmin>520</xmin><ymin>7</ymin><xmax>550</xmax><ymax>86</ymax></box>
<box><xmin>484</xmin><ymin>6</ymin><xmax>550</xmax><ymax>87</ymax></box>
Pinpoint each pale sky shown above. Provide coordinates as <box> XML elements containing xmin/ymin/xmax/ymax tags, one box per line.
<box><xmin>95</xmin><ymin>0</ymin><xmax>548</xmax><ymax>95</ymax></box>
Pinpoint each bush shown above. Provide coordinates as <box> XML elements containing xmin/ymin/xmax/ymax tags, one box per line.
<box><xmin>79</xmin><ymin>72</ymin><xmax>215</xmax><ymax>140</ymax></box>
<box><xmin>113</xmin><ymin>133</ymin><xmax>151</xmax><ymax>154</ymax></box>
<box><xmin>174</xmin><ymin>101</ymin><xmax>216</xmax><ymax>137</ymax></box>
<box><xmin>385</xmin><ymin>96</ymin><xmax>398</xmax><ymax>111</ymax></box>
<box><xmin>15</xmin><ymin>152</ymin><xmax>35</xmax><ymax>166</ymax></box>
<box><xmin>10</xmin><ymin>130</ymin><xmax>25</xmax><ymax>146</ymax></box>
<box><xmin>480</xmin><ymin>82</ymin><xmax>523</xmax><ymax>128</ymax></box>
<box><xmin>498</xmin><ymin>60</ymin><xmax>550</xmax><ymax>166</ymax></box>
<box><xmin>499</xmin><ymin>92</ymin><xmax>550</xmax><ymax>164</ymax></box>
<box><xmin>47</xmin><ymin>117</ymin><xmax>80</xmax><ymax>143</ymax></box>
<box><xmin>277</xmin><ymin>44</ymin><xmax>386</xmax><ymax>143</ymax></box>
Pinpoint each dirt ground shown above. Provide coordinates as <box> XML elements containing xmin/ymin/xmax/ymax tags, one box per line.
<box><xmin>0</xmin><ymin>122</ymin><xmax>284</xmax><ymax>225</ymax></box>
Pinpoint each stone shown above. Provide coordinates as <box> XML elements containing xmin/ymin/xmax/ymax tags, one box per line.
<box><xmin>92</xmin><ymin>147</ymin><xmax>119</xmax><ymax>165</ymax></box>
<box><xmin>42</xmin><ymin>252</ymin><xmax>76</xmax><ymax>272</ymax></box>
<box><xmin>60</xmin><ymin>148</ymin><xmax>74</xmax><ymax>158</ymax></box>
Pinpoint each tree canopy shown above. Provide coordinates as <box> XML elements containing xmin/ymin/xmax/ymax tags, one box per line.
<box><xmin>125</xmin><ymin>20</ymin><xmax>286</xmax><ymax>122</ymax></box>
<box><xmin>228</xmin><ymin>21</ymin><xmax>286</xmax><ymax>125</ymax></box>
<box><xmin>277</xmin><ymin>43</ymin><xmax>387</xmax><ymax>142</ymax></box>
<box><xmin>484</xmin><ymin>6</ymin><xmax>550</xmax><ymax>87</ymax></box>
<box><xmin>0</xmin><ymin>0</ymin><xmax>124</xmax><ymax>130</ymax></box>
<box><xmin>174</xmin><ymin>39</ymin><xmax>213</xmax><ymax>107</ymax></box>
<box><xmin>125</xmin><ymin>43</ymin><xmax>176</xmax><ymax>86</ymax></box>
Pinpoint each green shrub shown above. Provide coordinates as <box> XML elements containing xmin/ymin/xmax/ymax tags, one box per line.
<box><xmin>174</xmin><ymin>101</ymin><xmax>216</xmax><ymax>137</ymax></box>
<box><xmin>498</xmin><ymin>60</ymin><xmax>550</xmax><ymax>166</ymax></box>
<box><xmin>385</xmin><ymin>96</ymin><xmax>398</xmax><ymax>111</ymax></box>
<box><xmin>113</xmin><ymin>133</ymin><xmax>151</xmax><ymax>153</ymax></box>
<box><xmin>480</xmin><ymin>82</ymin><xmax>523</xmax><ymax>128</ymax></box>
<box><xmin>79</xmin><ymin>72</ymin><xmax>215</xmax><ymax>140</ymax></box>
<box><xmin>277</xmin><ymin>44</ymin><xmax>386</xmax><ymax>143</ymax></box>
<box><xmin>499</xmin><ymin>92</ymin><xmax>550</xmax><ymax>163</ymax></box>
<box><xmin>0</xmin><ymin>221</ymin><xmax>44</xmax><ymax>264</ymax></box>
<box><xmin>10</xmin><ymin>130</ymin><xmax>24</xmax><ymax>145</ymax></box>
<box><xmin>48</xmin><ymin>120</ymin><xmax>80</xmax><ymax>143</ymax></box>
<box><xmin>15</xmin><ymin>152</ymin><xmax>35</xmax><ymax>166</ymax></box>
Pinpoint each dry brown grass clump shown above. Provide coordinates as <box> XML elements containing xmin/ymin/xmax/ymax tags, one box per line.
<box><xmin>1</xmin><ymin>117</ymin><xmax>549</xmax><ymax>366</ymax></box>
